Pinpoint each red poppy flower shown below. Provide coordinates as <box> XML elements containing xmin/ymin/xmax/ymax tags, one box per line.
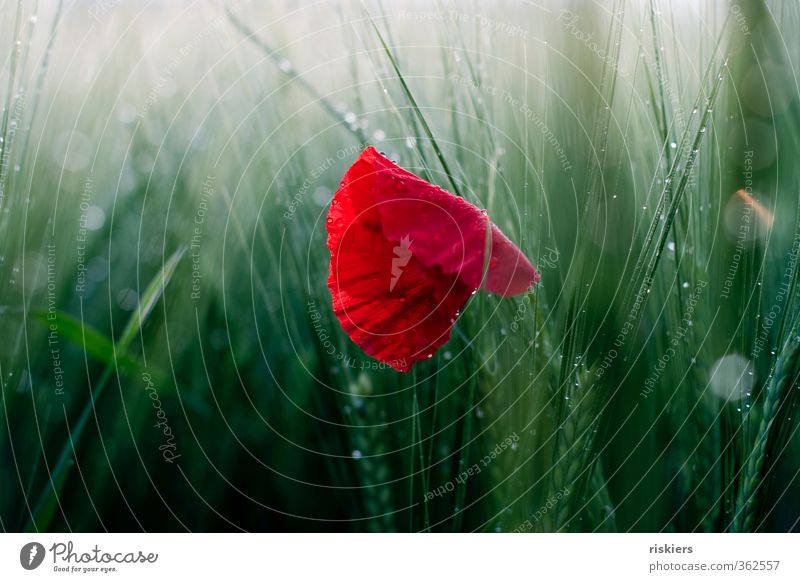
<box><xmin>326</xmin><ymin>146</ymin><xmax>539</xmax><ymax>372</ymax></box>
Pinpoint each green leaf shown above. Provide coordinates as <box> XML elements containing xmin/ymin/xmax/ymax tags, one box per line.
<box><xmin>117</xmin><ymin>246</ymin><xmax>186</xmax><ymax>353</ymax></box>
<box><xmin>26</xmin><ymin>246</ymin><xmax>185</xmax><ymax>532</ymax></box>
<box><xmin>32</xmin><ymin>311</ymin><xmax>140</xmax><ymax>373</ymax></box>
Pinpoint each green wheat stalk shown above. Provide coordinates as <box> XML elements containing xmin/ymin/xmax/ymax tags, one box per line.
<box><xmin>731</xmin><ymin>332</ymin><xmax>800</xmax><ymax>532</ymax></box>
<box><xmin>25</xmin><ymin>247</ymin><xmax>184</xmax><ymax>531</ymax></box>
<box><xmin>547</xmin><ymin>366</ymin><xmax>602</xmax><ymax>531</ymax></box>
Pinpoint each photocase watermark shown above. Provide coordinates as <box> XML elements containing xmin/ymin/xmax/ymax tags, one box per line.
<box><xmin>0</xmin><ymin>88</ymin><xmax>25</xmax><ymax>206</ymax></box>
<box><xmin>390</xmin><ymin>235</ymin><xmax>413</xmax><ymax>292</ymax></box>
<box><xmin>75</xmin><ymin>174</ymin><xmax>94</xmax><ymax>295</ymax></box>
<box><xmin>307</xmin><ymin>299</ymin><xmax>407</xmax><ymax>371</ymax></box>
<box><xmin>285</xmin><ymin>142</ymin><xmax>367</xmax><ymax>221</ymax></box>
<box><xmin>308</xmin><ymin>299</ymin><xmax>357</xmax><ymax>368</ymax></box>
<box><xmin>424</xmin><ymin>432</ymin><xmax>519</xmax><ymax>500</ymax></box>
<box><xmin>20</xmin><ymin>539</ymin><xmax>159</xmax><ymax>573</ymax></box>
<box><xmin>512</xmin><ymin>486</ymin><xmax>570</xmax><ymax>532</ymax></box>
<box><xmin>751</xmin><ymin>232</ymin><xmax>800</xmax><ymax>359</ymax></box>
<box><xmin>358</xmin><ymin>359</ymin><xmax>408</xmax><ymax>371</ymax></box>
<box><xmin>143</xmin><ymin>372</ymin><xmax>180</xmax><ymax>464</ymax></box>
<box><xmin>398</xmin><ymin>10</ymin><xmax>528</xmax><ymax>40</ymax></box>
<box><xmin>452</xmin><ymin>75</ymin><xmax>573</xmax><ymax>172</ymax></box>
<box><xmin>88</xmin><ymin>0</ymin><xmax>123</xmax><ymax>21</ymax></box>
<box><xmin>45</xmin><ymin>243</ymin><xmax>65</xmax><ymax>397</ymax></box>
<box><xmin>729</xmin><ymin>2</ymin><xmax>752</xmax><ymax>36</ymax></box>
<box><xmin>510</xmin><ymin>247</ymin><xmax>559</xmax><ymax>333</ymax></box>
<box><xmin>641</xmin><ymin>280</ymin><xmax>708</xmax><ymax>398</ymax></box>
<box><xmin>596</xmin><ymin>275</ymin><xmax>654</xmax><ymax>379</ymax></box>
<box><xmin>137</xmin><ymin>2</ymin><xmax>248</xmax><ymax>117</ymax></box>
<box><xmin>46</xmin><ymin>541</ymin><xmax>157</xmax><ymax>574</ymax></box>
<box><xmin>509</xmin><ymin>286</ymin><xmax>535</xmax><ymax>333</ymax></box>
<box><xmin>190</xmin><ymin>175</ymin><xmax>215</xmax><ymax>300</ymax></box>
<box><xmin>556</xmin><ymin>10</ymin><xmax>629</xmax><ymax>76</ymax></box>
<box><xmin>538</xmin><ymin>246</ymin><xmax>560</xmax><ymax>271</ymax></box>
<box><xmin>20</xmin><ymin>542</ymin><xmax>46</xmax><ymax>570</ymax></box>
<box><xmin>721</xmin><ymin>151</ymin><xmax>755</xmax><ymax>300</ymax></box>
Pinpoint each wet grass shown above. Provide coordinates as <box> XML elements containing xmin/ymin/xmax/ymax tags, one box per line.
<box><xmin>1</xmin><ymin>0</ymin><xmax>800</xmax><ymax>532</ymax></box>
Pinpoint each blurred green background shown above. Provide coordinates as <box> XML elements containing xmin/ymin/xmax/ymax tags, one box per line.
<box><xmin>2</xmin><ymin>0</ymin><xmax>800</xmax><ymax>532</ymax></box>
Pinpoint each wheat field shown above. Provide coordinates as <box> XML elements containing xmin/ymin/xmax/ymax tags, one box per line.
<box><xmin>1</xmin><ymin>0</ymin><xmax>800</xmax><ymax>532</ymax></box>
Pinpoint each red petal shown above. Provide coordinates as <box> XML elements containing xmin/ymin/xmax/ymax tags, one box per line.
<box><xmin>327</xmin><ymin>146</ymin><xmax>539</xmax><ymax>372</ymax></box>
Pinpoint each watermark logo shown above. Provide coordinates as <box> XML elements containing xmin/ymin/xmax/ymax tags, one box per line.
<box><xmin>20</xmin><ymin>542</ymin><xmax>46</xmax><ymax>570</ymax></box>
<box><xmin>556</xmin><ymin>9</ymin><xmax>629</xmax><ymax>76</ymax></box>
<box><xmin>28</xmin><ymin>541</ymin><xmax>158</xmax><ymax>574</ymax></box>
<box><xmin>390</xmin><ymin>236</ymin><xmax>413</xmax><ymax>292</ymax></box>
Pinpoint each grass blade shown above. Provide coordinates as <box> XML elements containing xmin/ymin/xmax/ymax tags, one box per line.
<box><xmin>25</xmin><ymin>247</ymin><xmax>185</xmax><ymax>531</ymax></box>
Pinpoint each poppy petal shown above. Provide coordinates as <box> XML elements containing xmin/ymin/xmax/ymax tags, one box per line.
<box><xmin>327</xmin><ymin>146</ymin><xmax>539</xmax><ymax>372</ymax></box>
